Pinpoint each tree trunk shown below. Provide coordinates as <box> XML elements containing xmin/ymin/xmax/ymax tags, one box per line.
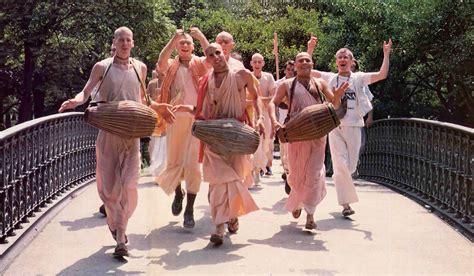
<box><xmin>0</xmin><ymin>97</ymin><xmax>4</xmax><ymax>130</ymax></box>
<box><xmin>18</xmin><ymin>41</ymin><xmax>34</xmax><ymax>123</ymax></box>
<box><xmin>33</xmin><ymin>72</ymin><xmax>45</xmax><ymax>118</ymax></box>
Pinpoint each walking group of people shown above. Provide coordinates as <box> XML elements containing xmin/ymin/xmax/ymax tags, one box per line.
<box><xmin>59</xmin><ymin>26</ymin><xmax>392</xmax><ymax>258</ymax></box>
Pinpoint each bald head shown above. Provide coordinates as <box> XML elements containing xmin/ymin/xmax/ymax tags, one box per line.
<box><xmin>205</xmin><ymin>43</ymin><xmax>227</xmax><ymax>71</ymax></box>
<box><xmin>113</xmin><ymin>26</ymin><xmax>134</xmax><ymax>58</ymax></box>
<box><xmin>180</xmin><ymin>33</ymin><xmax>193</xmax><ymax>42</ymax></box>
<box><xmin>205</xmin><ymin>43</ymin><xmax>223</xmax><ymax>57</ymax></box>
<box><xmin>295</xmin><ymin>52</ymin><xmax>312</xmax><ymax>62</ymax></box>
<box><xmin>216</xmin><ymin>31</ymin><xmax>235</xmax><ymax>58</ymax></box>
<box><xmin>216</xmin><ymin>31</ymin><xmax>234</xmax><ymax>42</ymax></box>
<box><xmin>114</xmin><ymin>26</ymin><xmax>133</xmax><ymax>39</ymax></box>
<box><xmin>294</xmin><ymin>52</ymin><xmax>313</xmax><ymax>77</ymax></box>
<box><xmin>251</xmin><ymin>53</ymin><xmax>264</xmax><ymax>61</ymax></box>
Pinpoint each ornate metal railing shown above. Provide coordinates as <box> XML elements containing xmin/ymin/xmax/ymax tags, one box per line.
<box><xmin>359</xmin><ymin>118</ymin><xmax>473</xmax><ymax>236</ymax></box>
<box><xmin>0</xmin><ymin>113</ymin><xmax>98</xmax><ymax>243</ymax></box>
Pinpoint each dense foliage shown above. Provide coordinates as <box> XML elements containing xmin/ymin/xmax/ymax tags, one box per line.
<box><xmin>1</xmin><ymin>0</ymin><xmax>472</xmax><ymax>129</ymax></box>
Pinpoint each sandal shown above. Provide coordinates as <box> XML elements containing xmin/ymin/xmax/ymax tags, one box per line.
<box><xmin>305</xmin><ymin>220</ymin><xmax>317</xmax><ymax>230</ymax></box>
<box><xmin>292</xmin><ymin>209</ymin><xmax>302</xmax><ymax>219</ymax></box>
<box><xmin>113</xmin><ymin>243</ymin><xmax>129</xmax><ymax>257</ymax></box>
<box><xmin>342</xmin><ymin>208</ymin><xmax>355</xmax><ymax>217</ymax></box>
<box><xmin>210</xmin><ymin>233</ymin><xmax>224</xmax><ymax>245</ymax></box>
<box><xmin>228</xmin><ymin>218</ymin><xmax>239</xmax><ymax>234</ymax></box>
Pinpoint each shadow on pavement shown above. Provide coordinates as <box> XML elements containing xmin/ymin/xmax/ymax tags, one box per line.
<box><xmin>148</xmin><ymin>241</ymin><xmax>249</xmax><ymax>270</ymax></box>
<box><xmin>248</xmin><ymin>222</ymin><xmax>328</xmax><ymax>251</ymax></box>
<box><xmin>122</xmin><ymin>213</ymin><xmax>249</xmax><ymax>271</ymax></box>
<box><xmin>58</xmin><ymin>246</ymin><xmax>145</xmax><ymax>275</ymax></box>
<box><xmin>316</xmin><ymin>212</ymin><xmax>373</xmax><ymax>241</ymax></box>
<box><xmin>59</xmin><ymin>214</ymin><xmax>106</xmax><ymax>231</ymax></box>
<box><xmin>260</xmin><ymin>197</ymin><xmax>288</xmax><ymax>215</ymax></box>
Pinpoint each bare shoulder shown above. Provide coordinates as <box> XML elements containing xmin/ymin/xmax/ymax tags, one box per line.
<box><xmin>236</xmin><ymin>68</ymin><xmax>252</xmax><ymax>77</ymax></box>
<box><xmin>314</xmin><ymin>77</ymin><xmax>328</xmax><ymax>86</ymax></box>
<box><xmin>131</xmin><ymin>58</ymin><xmax>147</xmax><ymax>69</ymax></box>
<box><xmin>91</xmin><ymin>59</ymin><xmax>110</xmax><ymax>76</ymax></box>
<box><xmin>263</xmin><ymin>71</ymin><xmax>275</xmax><ymax>81</ymax></box>
<box><xmin>281</xmin><ymin>77</ymin><xmax>294</xmax><ymax>87</ymax></box>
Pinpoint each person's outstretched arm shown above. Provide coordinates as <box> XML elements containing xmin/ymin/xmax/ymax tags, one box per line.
<box><xmin>58</xmin><ymin>62</ymin><xmax>105</xmax><ymax>112</ymax></box>
<box><xmin>156</xmin><ymin>29</ymin><xmax>183</xmax><ymax>73</ymax></box>
<box><xmin>369</xmin><ymin>38</ymin><xmax>392</xmax><ymax>84</ymax></box>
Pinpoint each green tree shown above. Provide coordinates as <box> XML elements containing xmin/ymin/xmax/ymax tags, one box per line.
<box><xmin>0</xmin><ymin>0</ymin><xmax>174</xmax><ymax>127</ymax></box>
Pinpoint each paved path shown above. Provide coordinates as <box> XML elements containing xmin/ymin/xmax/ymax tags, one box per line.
<box><xmin>1</xmin><ymin>160</ymin><xmax>472</xmax><ymax>275</ymax></box>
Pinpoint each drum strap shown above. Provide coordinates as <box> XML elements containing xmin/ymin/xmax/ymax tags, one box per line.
<box><xmin>309</xmin><ymin>78</ymin><xmax>325</xmax><ymax>103</ymax></box>
<box><xmin>90</xmin><ymin>61</ymin><xmax>113</xmax><ymax>104</ymax></box>
<box><xmin>130</xmin><ymin>59</ymin><xmax>152</xmax><ymax>106</ymax></box>
<box><xmin>284</xmin><ymin>78</ymin><xmax>298</xmax><ymax>123</ymax></box>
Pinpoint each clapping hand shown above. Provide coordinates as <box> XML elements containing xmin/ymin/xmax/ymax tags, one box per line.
<box><xmin>151</xmin><ymin>102</ymin><xmax>175</xmax><ymax>123</ymax></box>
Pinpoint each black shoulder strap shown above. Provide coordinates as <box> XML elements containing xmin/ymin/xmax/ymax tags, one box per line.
<box><xmin>287</xmin><ymin>78</ymin><xmax>297</xmax><ymax>115</ymax></box>
<box><xmin>310</xmin><ymin>77</ymin><xmax>325</xmax><ymax>103</ymax></box>
<box><xmin>91</xmin><ymin>60</ymin><xmax>113</xmax><ymax>103</ymax></box>
<box><xmin>130</xmin><ymin>58</ymin><xmax>152</xmax><ymax>106</ymax></box>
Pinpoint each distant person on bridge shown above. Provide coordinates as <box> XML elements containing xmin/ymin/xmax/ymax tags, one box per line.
<box><xmin>269</xmin><ymin>52</ymin><xmax>348</xmax><ymax>230</ymax></box>
<box><xmin>59</xmin><ymin>26</ymin><xmax>174</xmax><ymax>258</ymax></box>
<box><xmin>275</xmin><ymin>60</ymin><xmax>296</xmax><ymax>195</ymax></box>
<box><xmin>173</xmin><ymin>43</ymin><xmax>264</xmax><ymax>245</ymax></box>
<box><xmin>155</xmin><ymin>28</ymin><xmax>210</xmax><ymax>229</ymax></box>
<box><xmin>251</xmin><ymin>53</ymin><xmax>277</xmax><ymax>178</ymax></box>
<box><xmin>308</xmin><ymin>36</ymin><xmax>392</xmax><ymax>217</ymax></box>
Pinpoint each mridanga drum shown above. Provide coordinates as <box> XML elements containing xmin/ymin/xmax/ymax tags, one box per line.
<box><xmin>84</xmin><ymin>100</ymin><xmax>157</xmax><ymax>139</ymax></box>
<box><xmin>192</xmin><ymin>119</ymin><xmax>260</xmax><ymax>156</ymax></box>
<box><xmin>277</xmin><ymin>102</ymin><xmax>340</xmax><ymax>143</ymax></box>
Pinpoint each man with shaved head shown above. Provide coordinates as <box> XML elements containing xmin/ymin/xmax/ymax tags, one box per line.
<box><xmin>269</xmin><ymin>52</ymin><xmax>348</xmax><ymax>230</ymax></box>
<box><xmin>251</xmin><ymin>53</ymin><xmax>276</xmax><ymax>178</ymax></box>
<box><xmin>215</xmin><ymin>31</ymin><xmax>245</xmax><ymax>71</ymax></box>
<box><xmin>59</xmin><ymin>26</ymin><xmax>175</xmax><ymax>257</ymax></box>
<box><xmin>155</xmin><ymin>27</ymin><xmax>210</xmax><ymax>229</ymax></box>
<box><xmin>173</xmin><ymin>43</ymin><xmax>265</xmax><ymax>245</ymax></box>
<box><xmin>308</xmin><ymin>36</ymin><xmax>392</xmax><ymax>217</ymax></box>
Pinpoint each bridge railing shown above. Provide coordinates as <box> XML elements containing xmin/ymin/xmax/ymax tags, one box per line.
<box><xmin>359</xmin><ymin>118</ymin><xmax>473</xmax><ymax>235</ymax></box>
<box><xmin>0</xmin><ymin>113</ymin><xmax>97</xmax><ymax>243</ymax></box>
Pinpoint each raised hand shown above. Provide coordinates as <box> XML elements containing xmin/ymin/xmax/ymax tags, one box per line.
<box><xmin>307</xmin><ymin>35</ymin><xmax>318</xmax><ymax>50</ymax></box>
<box><xmin>173</xmin><ymin>29</ymin><xmax>185</xmax><ymax>45</ymax></box>
<box><xmin>383</xmin><ymin>38</ymin><xmax>392</xmax><ymax>57</ymax></box>
<box><xmin>189</xmin><ymin>27</ymin><xmax>204</xmax><ymax>40</ymax></box>
<box><xmin>333</xmin><ymin>81</ymin><xmax>349</xmax><ymax>99</ymax></box>
<box><xmin>331</xmin><ymin>82</ymin><xmax>350</xmax><ymax>110</ymax></box>
<box><xmin>307</xmin><ymin>34</ymin><xmax>318</xmax><ymax>55</ymax></box>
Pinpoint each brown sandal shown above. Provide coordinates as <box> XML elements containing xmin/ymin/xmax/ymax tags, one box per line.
<box><xmin>228</xmin><ymin>218</ymin><xmax>239</xmax><ymax>234</ymax></box>
<box><xmin>210</xmin><ymin>233</ymin><xmax>224</xmax><ymax>245</ymax></box>
<box><xmin>113</xmin><ymin>243</ymin><xmax>129</xmax><ymax>257</ymax></box>
<box><xmin>305</xmin><ymin>220</ymin><xmax>317</xmax><ymax>230</ymax></box>
<box><xmin>342</xmin><ymin>208</ymin><xmax>355</xmax><ymax>217</ymax></box>
<box><xmin>292</xmin><ymin>209</ymin><xmax>302</xmax><ymax>219</ymax></box>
